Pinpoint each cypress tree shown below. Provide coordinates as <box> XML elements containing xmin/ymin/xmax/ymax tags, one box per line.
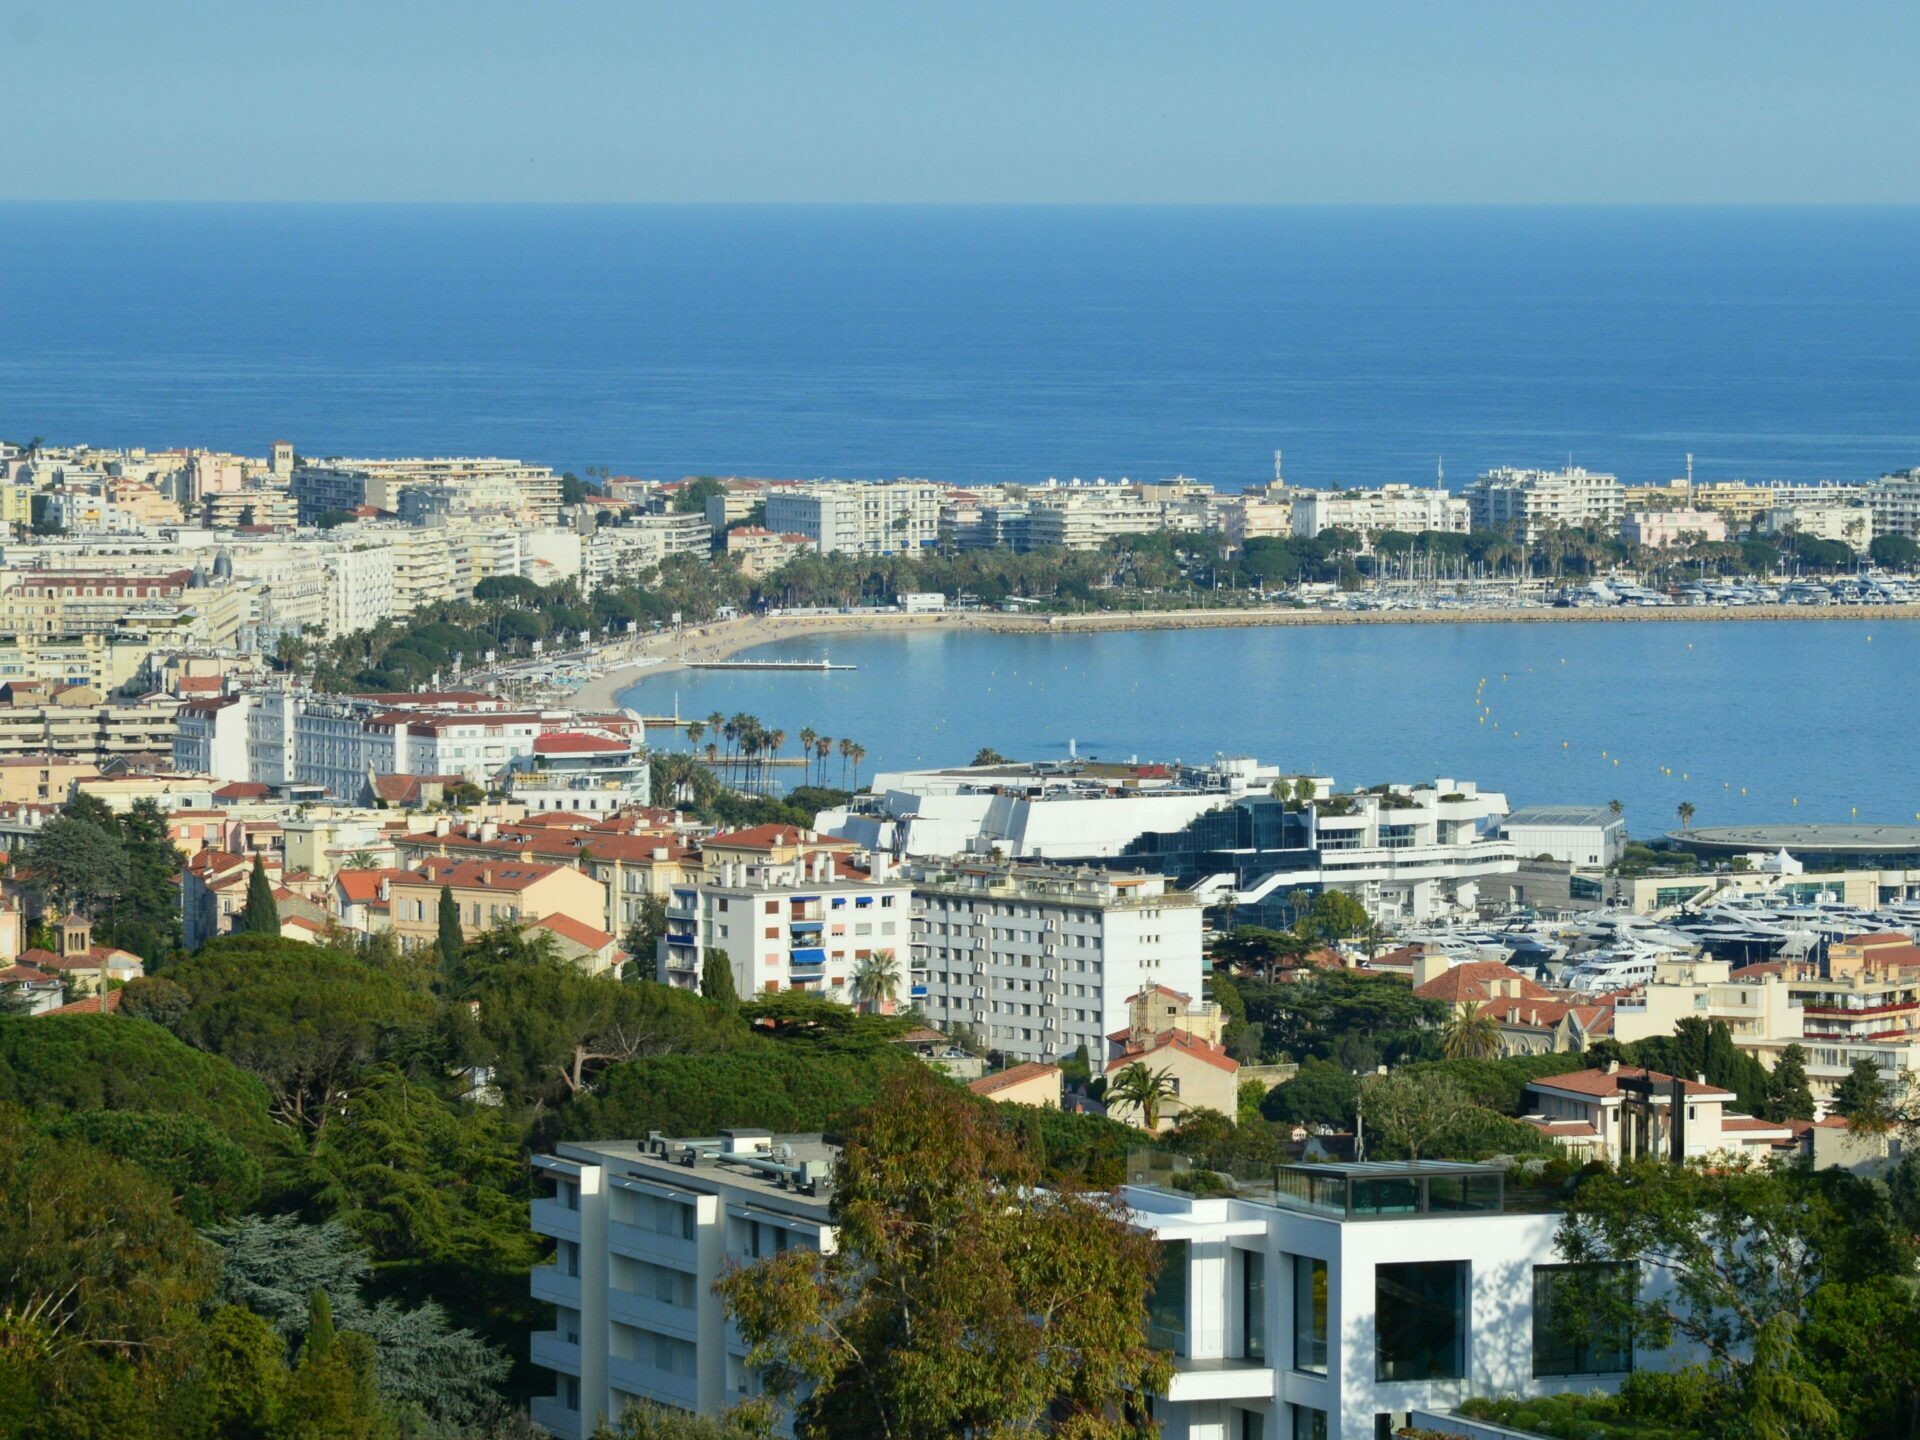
<box><xmin>304</xmin><ymin>1288</ymin><xmax>335</xmax><ymax>1362</ymax></box>
<box><xmin>1765</xmin><ymin>1043</ymin><xmax>1817</xmax><ymax>1123</ymax></box>
<box><xmin>700</xmin><ymin>947</ymin><xmax>739</xmax><ymax>1011</ymax></box>
<box><xmin>436</xmin><ymin>885</ymin><xmax>464</xmax><ymax>969</ymax></box>
<box><xmin>240</xmin><ymin>854</ymin><xmax>280</xmax><ymax>936</ymax></box>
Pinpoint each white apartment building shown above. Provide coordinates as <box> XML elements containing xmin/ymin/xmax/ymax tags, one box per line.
<box><xmin>1220</xmin><ymin>495</ymin><xmax>1296</xmax><ymax>549</ymax></box>
<box><xmin>322</xmin><ymin>544</ymin><xmax>399</xmax><ymax>638</ymax></box>
<box><xmin>1022</xmin><ymin>483</ymin><xmax>1164</xmax><ymax>550</ymax></box>
<box><xmin>1289</xmin><ymin>486</ymin><xmax>1470</xmax><ymax>542</ymax></box>
<box><xmin>529</xmin><ymin>1144</ymin><xmax>1669</xmax><ymax>1440</ymax></box>
<box><xmin>173</xmin><ymin>694</ymin><xmax>254</xmax><ymax>782</ymax></box>
<box><xmin>1763</xmin><ymin>502</ymin><xmax>1871</xmax><ymax>552</ymax></box>
<box><xmin>504</xmin><ymin>732</ymin><xmax>652</xmax><ymax>816</ymax></box>
<box><xmin>763</xmin><ymin>481</ymin><xmax>940</xmax><ymax>557</ymax></box>
<box><xmin>1866</xmin><ymin>468</ymin><xmax>1920</xmax><ymax>540</ymax></box>
<box><xmin>908</xmin><ymin>858</ymin><xmax>1203</xmax><ymax>1065</ymax></box>
<box><xmin>1126</xmin><ymin>1157</ymin><xmax>1669</xmax><ymax>1440</ymax></box>
<box><xmin>528</xmin><ymin>1130</ymin><xmax>835</xmax><ymax>1439</ymax></box>
<box><xmin>1465</xmin><ymin>467</ymin><xmax>1624</xmax><ymax>543</ymax></box>
<box><xmin>292</xmin><ymin>456</ymin><xmax>562</xmax><ymax>525</ymax></box>
<box><xmin>656</xmin><ymin>853</ymin><xmax>915</xmax><ymax>999</ymax></box>
<box><xmin>585</xmin><ymin>514</ymin><xmax>711</xmax><ymax>591</ymax></box>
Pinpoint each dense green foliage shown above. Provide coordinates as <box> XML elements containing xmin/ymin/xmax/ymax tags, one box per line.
<box><xmin>25</xmin><ymin>794</ymin><xmax>186</xmax><ymax>961</ymax></box>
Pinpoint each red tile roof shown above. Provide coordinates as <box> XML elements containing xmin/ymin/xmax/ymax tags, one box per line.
<box><xmin>968</xmin><ymin>1061</ymin><xmax>1062</xmax><ymax>1097</ymax></box>
<box><xmin>213</xmin><ymin>781</ymin><xmax>271</xmax><ymax>800</ymax></box>
<box><xmin>524</xmin><ymin>913</ymin><xmax>615</xmax><ymax>951</ymax></box>
<box><xmin>1414</xmin><ymin>961</ymin><xmax>1551</xmax><ymax>1004</ymax></box>
<box><xmin>334</xmin><ymin>867</ymin><xmax>415</xmax><ymax>906</ymax></box>
<box><xmin>1526</xmin><ymin>1066</ymin><xmax>1735</xmax><ymax>1101</ymax></box>
<box><xmin>533</xmin><ymin>732</ymin><xmax>629</xmax><ymax>755</ymax></box>
<box><xmin>1106</xmin><ymin>1028</ymin><xmax>1239</xmax><ymax>1076</ymax></box>
<box><xmin>406</xmin><ymin>858</ymin><xmax>571</xmax><ymax>893</ymax></box>
<box><xmin>40</xmin><ymin>989</ymin><xmax>122</xmax><ymax>1015</ymax></box>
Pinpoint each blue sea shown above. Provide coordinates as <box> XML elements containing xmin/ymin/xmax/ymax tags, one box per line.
<box><xmin>7</xmin><ymin>203</ymin><xmax>1919</xmax><ymax>826</ymax></box>
<box><xmin>624</xmin><ymin>620</ymin><xmax>1920</xmax><ymax>829</ymax></box>
<box><xmin>4</xmin><ymin>204</ymin><xmax>1920</xmax><ymax>487</ymax></box>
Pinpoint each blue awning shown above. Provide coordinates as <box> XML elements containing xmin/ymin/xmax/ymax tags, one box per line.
<box><xmin>789</xmin><ymin>948</ymin><xmax>826</xmax><ymax>965</ymax></box>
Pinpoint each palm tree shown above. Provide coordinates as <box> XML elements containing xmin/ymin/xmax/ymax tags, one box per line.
<box><xmin>768</xmin><ymin>728</ymin><xmax>786</xmax><ymax>791</ymax></box>
<box><xmin>851</xmin><ymin>949</ymin><xmax>901</xmax><ymax>1014</ymax></box>
<box><xmin>1608</xmin><ymin>798</ymin><xmax>1623</xmax><ymax>818</ymax></box>
<box><xmin>815</xmin><ymin>735</ymin><xmax>833</xmax><ymax>785</ymax></box>
<box><xmin>1105</xmin><ymin>1061</ymin><xmax>1180</xmax><ymax>1132</ymax></box>
<box><xmin>686</xmin><ymin>720</ymin><xmax>705</xmax><ymax>753</ymax></box>
<box><xmin>1677</xmin><ymin>801</ymin><xmax>1696</xmax><ymax>830</ymax></box>
<box><xmin>838</xmin><ymin>738</ymin><xmax>852</xmax><ymax>787</ymax></box>
<box><xmin>798</xmin><ymin>726</ymin><xmax>817</xmax><ymax>784</ymax></box>
<box><xmin>1441</xmin><ymin>1000</ymin><xmax>1504</xmax><ymax>1060</ymax></box>
<box><xmin>849</xmin><ymin>742</ymin><xmax>866</xmax><ymax>788</ymax></box>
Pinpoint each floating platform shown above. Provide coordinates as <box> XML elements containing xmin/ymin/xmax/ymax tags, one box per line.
<box><xmin>688</xmin><ymin>659</ymin><xmax>856</xmax><ymax>672</ymax></box>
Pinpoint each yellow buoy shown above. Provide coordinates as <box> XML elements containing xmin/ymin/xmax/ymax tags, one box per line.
<box><xmin>1612</xmin><ymin>759</ymin><xmax>1619</xmax><ymax>767</ymax></box>
<box><xmin>1682</xmin><ymin>773</ymin><xmax>1688</xmax><ymax>781</ymax></box>
<box><xmin>1562</xmin><ymin>741</ymin><xmax>1569</xmax><ymax>749</ymax></box>
<box><xmin>1741</xmin><ymin>787</ymin><xmax>1747</xmax><ymax>796</ymax></box>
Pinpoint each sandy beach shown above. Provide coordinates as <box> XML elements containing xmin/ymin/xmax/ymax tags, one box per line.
<box><xmin>562</xmin><ymin>601</ymin><xmax>1920</xmax><ymax>714</ymax></box>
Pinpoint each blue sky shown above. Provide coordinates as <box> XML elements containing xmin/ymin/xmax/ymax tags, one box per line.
<box><xmin>4</xmin><ymin>0</ymin><xmax>1917</xmax><ymax>202</ymax></box>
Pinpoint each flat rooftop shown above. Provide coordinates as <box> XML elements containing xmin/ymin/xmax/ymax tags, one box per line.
<box><xmin>558</xmin><ymin>1131</ymin><xmax>836</xmax><ymax>1211</ymax></box>
<box><xmin>1503</xmin><ymin>805</ymin><xmax>1618</xmax><ymax>828</ymax></box>
<box><xmin>1670</xmin><ymin>823</ymin><xmax>1920</xmax><ymax>856</ymax></box>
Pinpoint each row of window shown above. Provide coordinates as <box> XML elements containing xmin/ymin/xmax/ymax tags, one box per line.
<box><xmin>1155</xmin><ymin>1245</ymin><xmax>1632</xmax><ymax>1382</ymax></box>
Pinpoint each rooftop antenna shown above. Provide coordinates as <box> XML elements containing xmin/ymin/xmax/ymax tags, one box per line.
<box><xmin>1436</xmin><ymin>456</ymin><xmax>1444</xmax><ymax>491</ymax></box>
<box><xmin>1686</xmin><ymin>452</ymin><xmax>1694</xmax><ymax>486</ymax></box>
<box><xmin>1273</xmin><ymin>449</ymin><xmax>1284</xmax><ymax>485</ymax></box>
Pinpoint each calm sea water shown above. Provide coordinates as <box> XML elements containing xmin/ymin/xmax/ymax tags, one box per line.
<box><xmin>4</xmin><ymin>204</ymin><xmax>1920</xmax><ymax>486</ymax></box>
<box><xmin>623</xmin><ymin>620</ymin><xmax>1920</xmax><ymax>829</ymax></box>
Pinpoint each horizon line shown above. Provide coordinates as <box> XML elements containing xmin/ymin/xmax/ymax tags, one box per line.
<box><xmin>5</xmin><ymin>198</ymin><xmax>1920</xmax><ymax>210</ymax></box>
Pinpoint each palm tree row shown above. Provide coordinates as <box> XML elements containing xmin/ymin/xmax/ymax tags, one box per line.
<box><xmin>681</xmin><ymin>712</ymin><xmax>864</xmax><ymax>797</ymax></box>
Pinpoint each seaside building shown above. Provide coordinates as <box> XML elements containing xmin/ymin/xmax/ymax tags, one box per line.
<box><xmin>657</xmin><ymin>836</ymin><xmax>914</xmax><ymax>1000</ymax></box>
<box><xmin>1761</xmin><ymin>501</ymin><xmax>1871</xmax><ymax>552</ymax></box>
<box><xmin>1289</xmin><ymin>485</ymin><xmax>1469</xmax><ymax>543</ymax></box>
<box><xmin>1465</xmin><ymin>466</ymin><xmax>1623</xmax><ymax>543</ymax></box>
<box><xmin>1619</xmin><ymin>509</ymin><xmax>1728</xmax><ymax>549</ymax></box>
<box><xmin>906</xmin><ymin>857</ymin><xmax>1204</xmax><ymax>1066</ymax></box>
<box><xmin>721</xmin><ymin>526</ymin><xmax>815</xmax><ymax>579</ymax></box>
<box><xmin>290</xmin><ymin>456</ymin><xmax>562</xmax><ymax>525</ymax></box>
<box><xmin>1866</xmin><ymin>468</ymin><xmax>1920</xmax><ymax>540</ymax></box>
<box><xmin>387</xmin><ymin>857</ymin><xmax>609</xmax><ymax>950</ymax></box>
<box><xmin>1497</xmin><ymin>805</ymin><xmax>1626</xmax><ymax>869</ymax></box>
<box><xmin>1020</xmin><ymin>483</ymin><xmax>1164</xmax><ymax>550</ymax></box>
<box><xmin>763</xmin><ymin>480</ymin><xmax>940</xmax><ymax>557</ymax></box>
<box><xmin>503</xmin><ymin>731</ymin><xmax>652</xmax><ymax>817</ymax></box>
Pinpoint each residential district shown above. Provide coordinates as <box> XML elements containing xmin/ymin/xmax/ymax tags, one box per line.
<box><xmin>4</xmin><ymin>435</ymin><xmax>1920</xmax><ymax>1440</ymax></box>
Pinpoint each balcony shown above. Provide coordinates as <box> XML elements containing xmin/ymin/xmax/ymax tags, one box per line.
<box><xmin>530</xmin><ymin>1329</ymin><xmax>582</xmax><ymax>1377</ymax></box>
<box><xmin>530</xmin><ymin>1394</ymin><xmax>581</xmax><ymax>1439</ymax></box>
<box><xmin>530</xmin><ymin>1263</ymin><xmax>580</xmax><ymax>1308</ymax></box>
<box><xmin>531</xmin><ymin>1196</ymin><xmax>582</xmax><ymax>1244</ymax></box>
<box><xmin>609</xmin><ymin>1219</ymin><xmax>699</xmax><ymax>1272</ymax></box>
<box><xmin>789</xmin><ymin>947</ymin><xmax>826</xmax><ymax>968</ymax></box>
<box><xmin>608</xmin><ymin>1355</ymin><xmax>698</xmax><ymax>1411</ymax></box>
<box><xmin>1164</xmin><ymin>1355</ymin><xmax>1277</xmax><ymax>1403</ymax></box>
<box><xmin>609</xmin><ymin>1287</ymin><xmax>699</xmax><ymax>1341</ymax></box>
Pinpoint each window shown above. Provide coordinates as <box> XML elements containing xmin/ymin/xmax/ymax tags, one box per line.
<box><xmin>1242</xmin><ymin>1250</ymin><xmax>1266</xmax><ymax>1361</ymax></box>
<box><xmin>1533</xmin><ymin>1264</ymin><xmax>1633</xmax><ymax>1377</ymax></box>
<box><xmin>1291</xmin><ymin>1407</ymin><xmax>1326</xmax><ymax>1440</ymax></box>
<box><xmin>1376</xmin><ymin>1262</ymin><xmax>1467</xmax><ymax>1381</ymax></box>
<box><xmin>1292</xmin><ymin>1257</ymin><xmax>1327</xmax><ymax>1373</ymax></box>
<box><xmin>1146</xmin><ymin>1240</ymin><xmax>1187</xmax><ymax>1354</ymax></box>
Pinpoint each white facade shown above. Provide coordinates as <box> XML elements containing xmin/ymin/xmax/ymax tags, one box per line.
<box><xmin>763</xmin><ymin>481</ymin><xmax>941</xmax><ymax>557</ymax></box>
<box><xmin>816</xmin><ymin>757</ymin><xmax>1281</xmax><ymax>860</ymax></box>
<box><xmin>1128</xmin><ymin>1160</ymin><xmax>1665</xmax><ymax>1440</ymax></box>
<box><xmin>172</xmin><ymin>694</ymin><xmax>253</xmax><ymax>782</ymax></box>
<box><xmin>527</xmin><ymin>1132</ymin><xmax>836</xmax><ymax>1439</ymax></box>
<box><xmin>1866</xmin><ymin>469</ymin><xmax>1920</xmax><ymax>540</ymax></box>
<box><xmin>1498</xmin><ymin>805</ymin><xmax>1626</xmax><ymax>869</ymax></box>
<box><xmin>1022</xmin><ymin>484</ymin><xmax>1164</xmax><ymax>550</ymax></box>
<box><xmin>1466</xmin><ymin>467</ymin><xmax>1624</xmax><ymax>543</ymax></box>
<box><xmin>657</xmin><ymin>854</ymin><xmax>915</xmax><ymax>1000</ymax></box>
<box><xmin>1290</xmin><ymin>486</ymin><xmax>1470</xmax><ymax>542</ymax></box>
<box><xmin>908</xmin><ymin>859</ymin><xmax>1204</xmax><ymax>1065</ymax></box>
<box><xmin>1764</xmin><ymin>502</ymin><xmax>1872</xmax><ymax>553</ymax></box>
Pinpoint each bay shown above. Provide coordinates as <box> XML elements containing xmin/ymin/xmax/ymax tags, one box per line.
<box><xmin>621</xmin><ymin>620</ymin><xmax>1920</xmax><ymax>831</ymax></box>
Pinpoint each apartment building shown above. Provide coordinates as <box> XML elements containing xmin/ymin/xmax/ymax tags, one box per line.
<box><xmin>202</xmin><ymin>486</ymin><xmax>297</xmax><ymax>531</ymax></box>
<box><xmin>1762</xmin><ymin>502</ymin><xmax>1872</xmax><ymax>552</ymax></box>
<box><xmin>763</xmin><ymin>480</ymin><xmax>941</xmax><ymax>557</ymax></box>
<box><xmin>1519</xmin><ymin>1066</ymin><xmax>1796</xmax><ymax>1164</ymax></box>
<box><xmin>1620</xmin><ymin>509</ymin><xmax>1728</xmax><ymax>549</ymax></box>
<box><xmin>1219</xmin><ymin>495</ymin><xmax>1295</xmax><ymax>549</ymax></box>
<box><xmin>1289</xmin><ymin>485</ymin><xmax>1470</xmax><ymax>542</ymax></box>
<box><xmin>527</xmin><ymin>1130</ymin><xmax>835</xmax><ymax>1438</ymax></box>
<box><xmin>0</xmin><ymin>683</ymin><xmax>178</xmax><ymax>765</ymax></box>
<box><xmin>1465</xmin><ymin>466</ymin><xmax>1623</xmax><ymax>543</ymax></box>
<box><xmin>1125</xmin><ymin>1156</ymin><xmax>1683</xmax><ymax>1440</ymax></box>
<box><xmin>908</xmin><ymin>858</ymin><xmax>1203</xmax><ymax>1065</ymax></box>
<box><xmin>721</xmin><ymin>527</ymin><xmax>815</xmax><ymax>579</ymax></box>
<box><xmin>387</xmin><ymin>857</ymin><xmax>608</xmax><ymax>948</ymax></box>
<box><xmin>1022</xmin><ymin>484</ymin><xmax>1163</xmax><ymax>550</ymax></box>
<box><xmin>658</xmin><ymin>847</ymin><xmax>913</xmax><ymax>1000</ymax></box>
<box><xmin>0</xmin><ymin>631</ymin><xmax>153</xmax><ymax>694</ymax></box>
<box><xmin>1866</xmin><ymin>468</ymin><xmax>1920</xmax><ymax>539</ymax></box>
<box><xmin>586</xmin><ymin>514</ymin><xmax>712</xmax><ymax>589</ymax></box>
<box><xmin>292</xmin><ymin>456</ymin><xmax>562</xmax><ymax>525</ymax></box>
<box><xmin>504</xmin><ymin>731</ymin><xmax>652</xmax><ymax>817</ymax></box>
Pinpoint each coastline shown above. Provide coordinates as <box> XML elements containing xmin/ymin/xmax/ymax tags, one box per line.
<box><xmin>568</xmin><ymin>602</ymin><xmax>1920</xmax><ymax>714</ymax></box>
